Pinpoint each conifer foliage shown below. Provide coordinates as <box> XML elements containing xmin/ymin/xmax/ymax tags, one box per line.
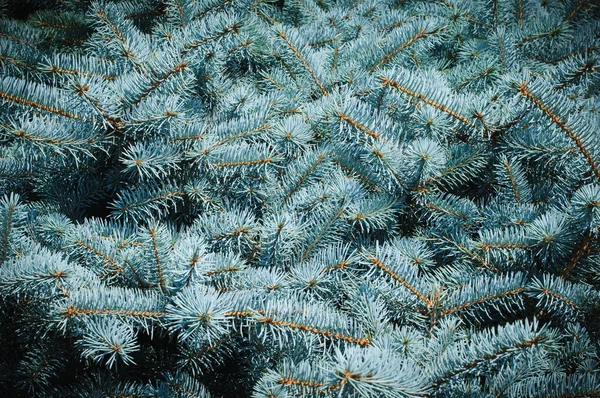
<box><xmin>0</xmin><ymin>0</ymin><xmax>600</xmax><ymax>396</ymax></box>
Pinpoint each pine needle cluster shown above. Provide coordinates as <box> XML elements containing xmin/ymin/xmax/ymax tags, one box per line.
<box><xmin>0</xmin><ymin>0</ymin><xmax>599</xmax><ymax>396</ymax></box>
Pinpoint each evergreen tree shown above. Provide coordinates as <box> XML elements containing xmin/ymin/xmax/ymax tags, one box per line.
<box><xmin>0</xmin><ymin>0</ymin><xmax>599</xmax><ymax>396</ymax></box>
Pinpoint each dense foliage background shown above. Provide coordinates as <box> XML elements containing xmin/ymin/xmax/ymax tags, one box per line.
<box><xmin>0</xmin><ymin>0</ymin><xmax>599</xmax><ymax>396</ymax></box>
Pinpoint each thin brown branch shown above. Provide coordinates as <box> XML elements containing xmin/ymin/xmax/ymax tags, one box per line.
<box><xmin>517</xmin><ymin>82</ymin><xmax>600</xmax><ymax>183</ymax></box>
<box><xmin>277</xmin><ymin>30</ymin><xmax>328</xmax><ymax>96</ymax></box>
